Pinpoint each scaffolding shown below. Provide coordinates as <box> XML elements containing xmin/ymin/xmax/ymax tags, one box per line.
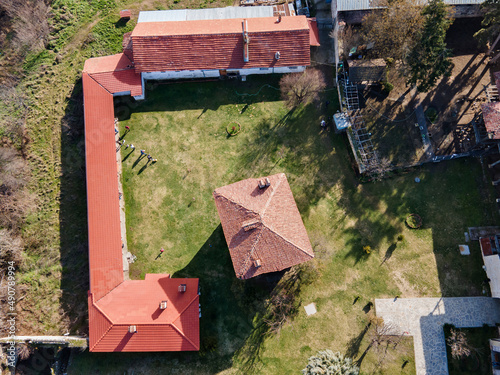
<box><xmin>349</xmin><ymin>110</ymin><xmax>379</xmax><ymax>172</ymax></box>
<box><xmin>486</xmin><ymin>84</ymin><xmax>499</xmax><ymax>103</ymax></box>
<box><xmin>338</xmin><ymin>70</ymin><xmax>380</xmax><ymax>173</ymax></box>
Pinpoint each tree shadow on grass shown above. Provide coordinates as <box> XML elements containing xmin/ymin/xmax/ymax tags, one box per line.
<box><xmin>236</xmin><ymin>102</ymin><xmax>341</xmax><ymax>217</ymax></box>
<box><xmin>346</xmin><ymin>323</ymin><xmax>371</xmax><ymax>359</ymax></box>
<box><xmin>380</xmin><ymin>243</ymin><xmax>397</xmax><ymax>265</ymax></box>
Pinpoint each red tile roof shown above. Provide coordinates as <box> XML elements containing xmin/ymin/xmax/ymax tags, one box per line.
<box><xmin>482</xmin><ymin>102</ymin><xmax>500</xmax><ymax>139</ymax></box>
<box><xmin>83</xmin><ymin>54</ymin><xmax>142</xmax><ymax>97</ymax></box>
<box><xmin>131</xmin><ymin>16</ymin><xmax>310</xmax><ymax>72</ymax></box>
<box><xmin>307</xmin><ymin>18</ymin><xmax>320</xmax><ymax>46</ymax></box>
<box><xmin>84</xmin><ymin>53</ymin><xmax>134</xmax><ymax>74</ymax></box>
<box><xmin>83</xmin><ymin>72</ymin><xmax>124</xmax><ymax>300</ymax></box>
<box><xmin>213</xmin><ymin>173</ymin><xmax>314</xmax><ymax>279</ymax></box>
<box><xmin>120</xmin><ymin>9</ymin><xmax>131</xmax><ymax>19</ymax></box>
<box><xmin>89</xmin><ymin>277</ymin><xmax>200</xmax><ymax>352</ymax></box>
<box><xmin>83</xmin><ymin>55</ymin><xmax>198</xmax><ymax>352</ymax></box>
<box><xmin>90</xmin><ymin>70</ymin><xmax>142</xmax><ymax>97</ymax></box>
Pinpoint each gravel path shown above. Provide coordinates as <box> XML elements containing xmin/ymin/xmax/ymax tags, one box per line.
<box><xmin>375</xmin><ymin>297</ymin><xmax>500</xmax><ymax>375</ymax></box>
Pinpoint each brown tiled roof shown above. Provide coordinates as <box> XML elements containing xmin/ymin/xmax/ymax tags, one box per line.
<box><xmin>482</xmin><ymin>102</ymin><xmax>500</xmax><ymax>139</ymax></box>
<box><xmin>122</xmin><ymin>32</ymin><xmax>134</xmax><ymax>61</ymax></box>
<box><xmin>130</xmin><ymin>16</ymin><xmax>310</xmax><ymax>72</ymax></box>
<box><xmin>213</xmin><ymin>173</ymin><xmax>314</xmax><ymax>279</ymax></box>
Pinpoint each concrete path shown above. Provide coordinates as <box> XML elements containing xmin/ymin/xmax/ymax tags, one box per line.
<box><xmin>375</xmin><ymin>297</ymin><xmax>500</xmax><ymax>375</ymax></box>
<box><xmin>115</xmin><ymin>128</ymin><xmax>132</xmax><ymax>280</ymax></box>
<box><xmin>415</xmin><ymin>105</ymin><xmax>434</xmax><ymax>160</ymax></box>
<box><xmin>0</xmin><ymin>336</ymin><xmax>87</xmax><ymax>347</ymax></box>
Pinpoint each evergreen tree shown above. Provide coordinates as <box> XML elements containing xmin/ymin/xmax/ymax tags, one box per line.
<box><xmin>302</xmin><ymin>350</ymin><xmax>359</xmax><ymax>375</ymax></box>
<box><xmin>474</xmin><ymin>0</ymin><xmax>500</xmax><ymax>48</ymax></box>
<box><xmin>407</xmin><ymin>0</ymin><xmax>453</xmax><ymax>92</ymax></box>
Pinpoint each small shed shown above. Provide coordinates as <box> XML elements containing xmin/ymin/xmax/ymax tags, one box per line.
<box><xmin>348</xmin><ymin>58</ymin><xmax>386</xmax><ymax>84</ymax></box>
<box><xmin>120</xmin><ymin>9</ymin><xmax>131</xmax><ymax>20</ymax></box>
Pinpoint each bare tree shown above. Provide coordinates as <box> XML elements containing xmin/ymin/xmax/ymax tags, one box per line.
<box><xmin>280</xmin><ymin>69</ymin><xmax>326</xmax><ymax>109</ymax></box>
<box><xmin>447</xmin><ymin>328</ymin><xmax>472</xmax><ymax>359</ymax></box>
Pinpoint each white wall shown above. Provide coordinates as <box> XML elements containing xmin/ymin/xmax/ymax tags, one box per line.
<box><xmin>142</xmin><ymin>66</ymin><xmax>306</xmax><ymax>81</ymax></box>
<box><xmin>483</xmin><ymin>255</ymin><xmax>500</xmax><ymax>298</ymax></box>
<box><xmin>142</xmin><ymin>70</ymin><xmax>221</xmax><ymax>80</ymax></box>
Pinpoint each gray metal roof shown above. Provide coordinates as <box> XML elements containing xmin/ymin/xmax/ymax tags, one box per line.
<box><xmin>138</xmin><ymin>6</ymin><xmax>274</xmax><ymax>23</ymax></box>
<box><xmin>337</xmin><ymin>0</ymin><xmax>484</xmax><ymax>12</ymax></box>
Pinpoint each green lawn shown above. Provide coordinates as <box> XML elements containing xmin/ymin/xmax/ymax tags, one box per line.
<box><xmin>68</xmin><ymin>74</ymin><xmax>498</xmax><ymax>374</ymax></box>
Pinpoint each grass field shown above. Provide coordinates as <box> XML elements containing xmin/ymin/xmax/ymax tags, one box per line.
<box><xmin>66</xmin><ymin>74</ymin><xmax>498</xmax><ymax>374</ymax></box>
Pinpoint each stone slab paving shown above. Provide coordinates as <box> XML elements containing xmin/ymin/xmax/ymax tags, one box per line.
<box><xmin>416</xmin><ymin>105</ymin><xmax>434</xmax><ymax>160</ymax></box>
<box><xmin>375</xmin><ymin>297</ymin><xmax>500</xmax><ymax>375</ymax></box>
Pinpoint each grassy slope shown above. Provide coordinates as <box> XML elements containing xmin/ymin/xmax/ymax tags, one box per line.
<box><xmin>68</xmin><ymin>74</ymin><xmax>497</xmax><ymax>374</ymax></box>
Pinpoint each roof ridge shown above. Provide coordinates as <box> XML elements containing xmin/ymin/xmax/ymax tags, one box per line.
<box><xmin>240</xmin><ymin>174</ymin><xmax>284</xmax><ymax>274</ymax></box>
<box><xmin>90</xmin><ymin>67</ymin><xmax>135</xmax><ymax>75</ymax></box>
<box><xmin>238</xmin><ymin>225</ymin><xmax>265</xmax><ymax>278</ymax></box>
<box><xmin>170</xmin><ymin>323</ymin><xmax>197</xmax><ymax>350</ymax></box>
<box><xmin>171</xmin><ymin>294</ymin><xmax>200</xmax><ymax>349</ymax></box>
<box><xmin>260</xmin><ymin>173</ymin><xmax>285</xmax><ymax>218</ymax></box>
<box><xmin>93</xmin><ymin>280</ymin><xmax>126</xmax><ymax>303</ymax></box>
<box><xmin>263</xmin><ymin>221</ymin><xmax>314</xmax><ymax>257</ymax></box>
<box><xmin>86</xmin><ymin>72</ymin><xmax>113</xmax><ymax>95</ymax></box>
<box><xmin>89</xmin><ymin>294</ymin><xmax>114</xmax><ymax>351</ymax></box>
<box><xmin>213</xmin><ymin>191</ymin><xmax>261</xmax><ymax>218</ymax></box>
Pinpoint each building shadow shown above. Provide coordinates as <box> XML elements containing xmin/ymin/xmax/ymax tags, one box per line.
<box><xmin>58</xmin><ymin>77</ymin><xmax>90</xmax><ymax>335</ymax></box>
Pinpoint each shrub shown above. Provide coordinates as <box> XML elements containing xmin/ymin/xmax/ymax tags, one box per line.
<box><xmin>302</xmin><ymin>350</ymin><xmax>359</xmax><ymax>375</ymax></box>
<box><xmin>397</xmin><ymin>234</ymin><xmax>405</xmax><ymax>242</ymax></box>
<box><xmin>405</xmin><ymin>214</ymin><xmax>422</xmax><ymax>229</ymax></box>
<box><xmin>363</xmin><ymin>245</ymin><xmax>372</xmax><ymax>254</ymax></box>
<box><xmin>381</xmin><ymin>81</ymin><xmax>394</xmax><ymax>94</ymax></box>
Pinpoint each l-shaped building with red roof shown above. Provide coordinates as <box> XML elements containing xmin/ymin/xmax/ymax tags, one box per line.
<box><xmin>83</xmin><ymin>6</ymin><xmax>314</xmax><ymax>352</ymax></box>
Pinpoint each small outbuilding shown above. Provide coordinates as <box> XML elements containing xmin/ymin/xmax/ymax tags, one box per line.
<box><xmin>120</xmin><ymin>9</ymin><xmax>131</xmax><ymax>20</ymax></box>
<box><xmin>347</xmin><ymin>58</ymin><xmax>386</xmax><ymax>84</ymax></box>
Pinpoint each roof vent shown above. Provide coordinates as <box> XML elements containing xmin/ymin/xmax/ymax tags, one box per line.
<box><xmin>254</xmin><ymin>258</ymin><xmax>262</xmax><ymax>268</ymax></box>
<box><xmin>242</xmin><ymin>20</ymin><xmax>250</xmax><ymax>63</ymax></box>
<box><xmin>275</xmin><ymin>51</ymin><xmax>281</xmax><ymax>60</ymax></box>
<box><xmin>129</xmin><ymin>325</ymin><xmax>137</xmax><ymax>333</ymax></box>
<box><xmin>242</xmin><ymin>219</ymin><xmax>260</xmax><ymax>231</ymax></box>
<box><xmin>159</xmin><ymin>301</ymin><xmax>168</xmax><ymax>309</ymax></box>
<box><xmin>178</xmin><ymin>284</ymin><xmax>187</xmax><ymax>293</ymax></box>
<box><xmin>276</xmin><ymin>14</ymin><xmax>282</xmax><ymax>23</ymax></box>
<box><xmin>265</xmin><ymin>177</ymin><xmax>271</xmax><ymax>187</ymax></box>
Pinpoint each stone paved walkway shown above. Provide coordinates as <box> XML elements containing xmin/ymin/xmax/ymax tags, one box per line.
<box><xmin>375</xmin><ymin>297</ymin><xmax>500</xmax><ymax>375</ymax></box>
<box><xmin>416</xmin><ymin>105</ymin><xmax>434</xmax><ymax>160</ymax></box>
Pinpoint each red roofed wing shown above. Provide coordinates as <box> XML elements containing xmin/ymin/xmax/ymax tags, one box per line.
<box><xmin>131</xmin><ymin>17</ymin><xmax>310</xmax><ymax>72</ymax></box>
